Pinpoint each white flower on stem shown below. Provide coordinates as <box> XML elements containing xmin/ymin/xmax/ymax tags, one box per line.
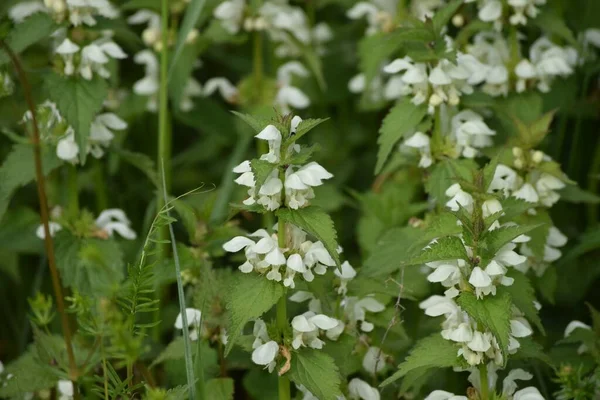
<box><xmin>362</xmin><ymin>346</ymin><xmax>386</xmax><ymax>375</ymax></box>
<box><xmin>57</xmin><ymin>379</ymin><xmax>74</xmax><ymax>400</ymax></box>
<box><xmin>445</xmin><ymin>183</ymin><xmax>474</xmax><ymax>213</ymax></box>
<box><xmin>289</xmin><ymin>291</ymin><xmax>322</xmax><ymax>314</ymax></box>
<box><xmin>285</xmin><ymin>162</ymin><xmax>333</xmax><ymax>209</ymax></box>
<box><xmin>511</xmin><ymin>387</ymin><xmax>545</xmax><ymax>400</ymax></box>
<box><xmin>214</xmin><ymin>0</ymin><xmax>246</xmax><ymax>34</ymax></box>
<box><xmin>451</xmin><ymin>110</ymin><xmax>495</xmax><ymax>158</ymax></box>
<box><xmin>334</xmin><ymin>261</ymin><xmax>356</xmax><ymax>295</ymax></box>
<box><xmin>477</xmin><ymin>0</ymin><xmax>503</xmax><ymax>23</ymax></box>
<box><xmin>95</xmin><ymin>208</ymin><xmax>137</xmax><ymax>239</ymax></box>
<box><xmin>482</xmin><ymin>198</ymin><xmax>503</xmax><ymax>230</ymax></box>
<box><xmin>64</xmin><ymin>0</ymin><xmax>119</xmax><ymax>26</ymax></box>
<box><xmin>543</xmin><ymin>226</ymin><xmax>567</xmax><ymax>262</ymax></box>
<box><xmin>513</xmin><ymin>183</ymin><xmax>539</xmax><ymax>203</ymax></box>
<box><xmin>347</xmin><ymin>1</ymin><xmax>395</xmax><ymax>34</ymax></box>
<box><xmin>251</xmin><ymin>319</ymin><xmax>278</xmax><ymax>372</ymax></box>
<box><xmin>348</xmin><ymin>74</ymin><xmax>366</xmax><ymax>94</ymax></box>
<box><xmin>128</xmin><ymin>10</ymin><xmax>161</xmax><ymax>47</ymax></box>
<box><xmin>352</xmin><ymin>297</ymin><xmax>385</xmax><ymax>332</ymax></box>
<box><xmin>55</xmin><ymin>38</ymin><xmax>80</xmax><ymax>76</ymax></box>
<box><xmin>507</xmin><ymin>0</ymin><xmax>546</xmax><ymax>26</ymax></box>
<box><xmin>88</xmin><ymin>113</ymin><xmax>127</xmax><ymax>158</ymax></box>
<box><xmin>174</xmin><ymin>308</ymin><xmax>202</xmax><ymax>341</ymax></box>
<box><xmin>9</xmin><ymin>1</ymin><xmax>47</xmax><ymax>23</ymax></box>
<box><xmin>518</xmin><ymin>37</ymin><xmax>577</xmax><ymax>93</ymax></box>
<box><xmin>56</xmin><ymin>130</ymin><xmax>79</xmax><ymax>162</ymax></box>
<box><xmin>463</xmin><ymin>32</ymin><xmax>511</xmax><ymax>95</ymax></box>
<box><xmin>275</xmin><ymin>62</ymin><xmax>310</xmax><ymax>112</ymax></box>
<box><xmin>36</xmin><ymin>221</ymin><xmax>63</xmax><ymax>239</ymax></box>
<box><xmin>203</xmin><ymin>78</ymin><xmax>238</xmax><ymax>104</ymax></box>
<box><xmin>426</xmin><ymin>259</ymin><xmax>465</xmax><ymax>288</ymax></box>
<box><xmin>424</xmin><ymin>390</ymin><xmax>467</xmax><ymax>400</ymax></box>
<box><xmin>488</xmin><ymin>164</ymin><xmax>519</xmax><ymax>196</ymax></box>
<box><xmin>535</xmin><ymin>173</ymin><xmax>565</xmax><ymax>207</ymax></box>
<box><xmin>383</xmin><ymin>57</ymin><xmax>429</xmax><ymax>105</ymax></box>
<box><xmin>348</xmin><ymin>378</ymin><xmax>380</xmax><ymax>400</ymax></box>
<box><xmin>428</xmin><ymin>59</ymin><xmax>472</xmax><ymax>110</ymax></box>
<box><xmin>291</xmin><ymin>312</ymin><xmax>338</xmax><ymax>349</ymax></box>
<box><xmin>410</xmin><ymin>0</ymin><xmax>445</xmax><ymax>21</ymax></box>
<box><xmin>257</xmin><ymin>124</ymin><xmax>283</xmax><ymax>164</ymax></box>
<box><xmin>303</xmin><ymin>241</ymin><xmax>335</xmax><ymax>279</ymax></box>
<box><xmin>564</xmin><ymin>320</ymin><xmax>592</xmax><ymax>354</ymax></box>
<box><xmin>403</xmin><ymin>132</ymin><xmax>433</xmax><ymax>168</ymax></box>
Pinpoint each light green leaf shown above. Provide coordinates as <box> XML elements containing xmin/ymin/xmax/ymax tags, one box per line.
<box><xmin>205</xmin><ymin>378</ymin><xmax>234</xmax><ymax>400</ymax></box>
<box><xmin>114</xmin><ymin>148</ymin><xmax>159</xmax><ymax>187</ymax></box>
<box><xmin>558</xmin><ymin>184</ymin><xmax>600</xmax><ymax>204</ymax></box>
<box><xmin>375</xmin><ymin>99</ymin><xmax>428</xmax><ymax>174</ymax></box>
<box><xmin>408</xmin><ymin>236</ymin><xmax>469</xmax><ymax>266</ymax></box>
<box><xmin>456</xmin><ymin>292</ymin><xmax>512</xmax><ymax>361</ymax></box>
<box><xmin>45</xmin><ymin>74</ymin><xmax>108</xmax><ymax>164</ymax></box>
<box><xmin>225</xmin><ymin>273</ymin><xmax>284</xmax><ymax>355</ymax></box>
<box><xmin>251</xmin><ymin>158</ymin><xmax>275</xmax><ymax>191</ymax></box>
<box><xmin>380</xmin><ymin>334</ymin><xmax>462</xmax><ymax>387</ymax></box>
<box><xmin>321</xmin><ymin>334</ymin><xmax>361</xmax><ymax>377</ymax></box>
<box><xmin>533</xmin><ymin>10</ymin><xmax>577</xmax><ymax>46</ymax></box>
<box><xmin>231</xmin><ymin>111</ymin><xmax>280</xmax><ymax>134</ymax></box>
<box><xmin>282</xmin><ymin>144</ymin><xmax>320</xmax><ymax>166</ymax></box>
<box><xmin>500</xmin><ymin>271</ymin><xmax>544</xmax><ymax>334</ymax></box>
<box><xmin>169</xmin><ymin>0</ymin><xmax>207</xmax><ymax>78</ymax></box>
<box><xmin>276</xmin><ymin>206</ymin><xmax>341</xmax><ymax>268</ymax></box>
<box><xmin>54</xmin><ymin>232</ymin><xmax>125</xmax><ymax>295</ymax></box>
<box><xmin>480</xmin><ymin>224</ymin><xmax>542</xmax><ymax>260</ymax></box>
<box><xmin>0</xmin><ymin>143</ymin><xmax>61</xmax><ymax>221</ymax></box>
<box><xmin>288</xmin><ymin>349</ymin><xmax>342</xmax><ymax>400</ymax></box>
<box><xmin>358</xmin><ymin>32</ymin><xmax>403</xmax><ymax>90</ymax></box>
<box><xmin>288</xmin><ymin>118</ymin><xmax>328</xmax><ymax>145</ymax></box>
<box><xmin>362</xmin><ymin>226</ymin><xmax>423</xmax><ymax>277</ymax></box>
<box><xmin>0</xmin><ymin>207</ymin><xmax>42</xmax><ymax>254</ymax></box>
<box><xmin>425</xmin><ymin>158</ymin><xmax>478</xmax><ymax>201</ymax></box>
<box><xmin>432</xmin><ymin>0</ymin><xmax>463</xmax><ymax>33</ymax></box>
<box><xmin>0</xmin><ymin>13</ymin><xmax>58</xmax><ymax>65</ymax></box>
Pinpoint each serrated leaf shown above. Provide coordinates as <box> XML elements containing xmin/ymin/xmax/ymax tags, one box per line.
<box><xmin>483</xmin><ymin>155</ymin><xmax>500</xmax><ymax>192</ymax></box>
<box><xmin>380</xmin><ymin>334</ymin><xmax>462</xmax><ymax>387</ymax></box>
<box><xmin>231</xmin><ymin>111</ymin><xmax>285</xmax><ymax>135</ymax></box>
<box><xmin>251</xmin><ymin>159</ymin><xmax>275</xmax><ymax>190</ymax></box>
<box><xmin>500</xmin><ymin>271</ymin><xmax>544</xmax><ymax>334</ymax></box>
<box><xmin>283</xmin><ymin>144</ymin><xmax>320</xmax><ymax>166</ymax></box>
<box><xmin>45</xmin><ymin>74</ymin><xmax>108</xmax><ymax>164</ymax></box>
<box><xmin>225</xmin><ymin>273</ymin><xmax>284</xmax><ymax>355</ymax></box>
<box><xmin>288</xmin><ymin>349</ymin><xmax>342</xmax><ymax>400</ymax></box>
<box><xmin>559</xmin><ymin>184</ymin><xmax>600</xmax><ymax>204</ymax></box>
<box><xmin>408</xmin><ymin>236</ymin><xmax>469</xmax><ymax>266</ymax></box>
<box><xmin>425</xmin><ymin>158</ymin><xmax>478</xmax><ymax>201</ymax></box>
<box><xmin>276</xmin><ymin>206</ymin><xmax>340</xmax><ymax>268</ymax></box>
<box><xmin>151</xmin><ymin>337</ymin><xmax>217</xmax><ymax>368</ymax></box>
<box><xmin>375</xmin><ymin>100</ymin><xmax>427</xmax><ymax>174</ymax></box>
<box><xmin>363</xmin><ymin>226</ymin><xmax>424</xmax><ymax>277</ymax></box>
<box><xmin>0</xmin><ymin>13</ymin><xmax>58</xmax><ymax>65</ymax></box>
<box><xmin>432</xmin><ymin>0</ymin><xmax>463</xmax><ymax>33</ymax></box>
<box><xmin>288</xmin><ymin>118</ymin><xmax>328</xmax><ymax>146</ymax></box>
<box><xmin>456</xmin><ymin>292</ymin><xmax>512</xmax><ymax>362</ymax></box>
<box><xmin>513</xmin><ymin>337</ymin><xmax>553</xmax><ymax>366</ymax></box>
<box><xmin>54</xmin><ymin>232</ymin><xmax>125</xmax><ymax>295</ymax></box>
<box><xmin>205</xmin><ymin>378</ymin><xmax>234</xmax><ymax>400</ymax></box>
<box><xmin>0</xmin><ymin>143</ymin><xmax>62</xmax><ymax>221</ymax></box>
<box><xmin>480</xmin><ymin>224</ymin><xmax>542</xmax><ymax>260</ymax></box>
<box><xmin>114</xmin><ymin>148</ymin><xmax>159</xmax><ymax>187</ymax></box>
<box><xmin>0</xmin><ymin>350</ymin><xmax>57</xmax><ymax>397</ymax></box>
<box><xmin>500</xmin><ymin>197</ymin><xmax>532</xmax><ymax>220</ymax></box>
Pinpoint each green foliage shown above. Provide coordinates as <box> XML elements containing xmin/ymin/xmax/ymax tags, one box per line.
<box><xmin>408</xmin><ymin>236</ymin><xmax>469</xmax><ymax>266</ymax></box>
<box><xmin>288</xmin><ymin>348</ymin><xmax>342</xmax><ymax>400</ymax></box>
<box><xmin>501</xmin><ymin>271</ymin><xmax>544</xmax><ymax>334</ymax></box>
<box><xmin>431</xmin><ymin>0</ymin><xmax>463</xmax><ymax>33</ymax></box>
<box><xmin>45</xmin><ymin>73</ymin><xmax>108</xmax><ymax>164</ymax></box>
<box><xmin>276</xmin><ymin>206</ymin><xmax>341</xmax><ymax>268</ymax></box>
<box><xmin>480</xmin><ymin>224</ymin><xmax>542</xmax><ymax>262</ymax></box>
<box><xmin>251</xmin><ymin>158</ymin><xmax>275</xmax><ymax>190</ymax></box>
<box><xmin>381</xmin><ymin>334</ymin><xmax>463</xmax><ymax>387</ymax></box>
<box><xmin>205</xmin><ymin>378</ymin><xmax>235</xmax><ymax>400</ymax></box>
<box><xmin>287</xmin><ymin>118</ymin><xmax>328</xmax><ymax>145</ymax></box>
<box><xmin>169</xmin><ymin>0</ymin><xmax>207</xmax><ymax>78</ymax></box>
<box><xmin>0</xmin><ymin>349</ymin><xmax>57</xmax><ymax>397</ymax></box>
<box><xmin>225</xmin><ymin>273</ymin><xmax>284</xmax><ymax>355</ymax></box>
<box><xmin>0</xmin><ymin>13</ymin><xmax>58</xmax><ymax>65</ymax></box>
<box><xmin>375</xmin><ymin>100</ymin><xmax>428</xmax><ymax>174</ymax></box>
<box><xmin>457</xmin><ymin>292</ymin><xmax>512</xmax><ymax>361</ymax></box>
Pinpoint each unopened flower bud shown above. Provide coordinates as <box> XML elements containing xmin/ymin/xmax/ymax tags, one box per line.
<box><xmin>514</xmin><ymin>158</ymin><xmax>524</xmax><ymax>169</ymax></box>
<box><xmin>512</xmin><ymin>146</ymin><xmax>523</xmax><ymax>157</ymax></box>
<box><xmin>185</xmin><ymin>29</ymin><xmax>199</xmax><ymax>44</ymax></box>
<box><xmin>429</xmin><ymin>93</ymin><xmax>443</xmax><ymax>106</ymax></box>
<box><xmin>452</xmin><ymin>14</ymin><xmax>464</xmax><ymax>27</ymax></box>
<box><xmin>243</xmin><ymin>18</ymin><xmax>254</xmax><ymax>31</ymax></box>
<box><xmin>532</xmin><ymin>150</ymin><xmax>544</xmax><ymax>164</ymax></box>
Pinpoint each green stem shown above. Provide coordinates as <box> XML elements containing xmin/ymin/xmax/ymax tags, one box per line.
<box><xmin>587</xmin><ymin>138</ymin><xmax>600</xmax><ymax>225</ymax></box>
<box><xmin>67</xmin><ymin>164</ymin><xmax>79</xmax><ymax>214</ymax></box>
<box><xmin>154</xmin><ymin>0</ymin><xmax>172</xmax><ymax>340</ymax></box>
<box><xmin>479</xmin><ymin>363</ymin><xmax>489</xmax><ymax>400</ymax></box>
<box><xmin>568</xmin><ymin>70</ymin><xmax>592</xmax><ymax>178</ymax></box>
<box><xmin>195</xmin><ymin>337</ymin><xmax>206</xmax><ymax>399</ymax></box>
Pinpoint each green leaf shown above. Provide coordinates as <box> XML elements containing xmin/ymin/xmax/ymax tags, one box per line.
<box><xmin>558</xmin><ymin>184</ymin><xmax>600</xmax><ymax>204</ymax></box>
<box><xmin>288</xmin><ymin>349</ymin><xmax>342</xmax><ymax>400</ymax></box>
<box><xmin>375</xmin><ymin>100</ymin><xmax>428</xmax><ymax>174</ymax></box>
<box><xmin>251</xmin><ymin>159</ymin><xmax>275</xmax><ymax>190</ymax></box>
<box><xmin>0</xmin><ymin>13</ymin><xmax>58</xmax><ymax>65</ymax></box>
<box><xmin>169</xmin><ymin>0</ymin><xmax>207</xmax><ymax>78</ymax></box>
<box><xmin>358</xmin><ymin>32</ymin><xmax>403</xmax><ymax>90</ymax></box>
<box><xmin>225</xmin><ymin>273</ymin><xmax>284</xmax><ymax>355</ymax></box>
<box><xmin>533</xmin><ymin>9</ymin><xmax>577</xmax><ymax>46</ymax></box>
<box><xmin>151</xmin><ymin>337</ymin><xmax>218</xmax><ymax>369</ymax></box>
<box><xmin>321</xmin><ymin>334</ymin><xmax>361</xmax><ymax>377</ymax></box>
<box><xmin>456</xmin><ymin>292</ymin><xmax>512</xmax><ymax>361</ymax></box>
<box><xmin>380</xmin><ymin>334</ymin><xmax>462</xmax><ymax>387</ymax></box>
<box><xmin>0</xmin><ymin>350</ymin><xmax>58</xmax><ymax>397</ymax></box>
<box><xmin>282</xmin><ymin>144</ymin><xmax>320</xmax><ymax>165</ymax></box>
<box><xmin>0</xmin><ymin>143</ymin><xmax>61</xmax><ymax>221</ymax></box>
<box><xmin>425</xmin><ymin>158</ymin><xmax>478</xmax><ymax>201</ymax></box>
<box><xmin>513</xmin><ymin>337</ymin><xmax>553</xmax><ymax>366</ymax></box>
<box><xmin>114</xmin><ymin>148</ymin><xmax>159</xmax><ymax>187</ymax></box>
<box><xmin>432</xmin><ymin>0</ymin><xmax>463</xmax><ymax>33</ymax></box>
<box><xmin>480</xmin><ymin>224</ymin><xmax>542</xmax><ymax>260</ymax></box>
<box><xmin>288</xmin><ymin>118</ymin><xmax>328</xmax><ymax>145</ymax></box>
<box><xmin>362</xmin><ymin>226</ymin><xmax>423</xmax><ymax>277</ymax></box>
<box><xmin>0</xmin><ymin>207</ymin><xmax>42</xmax><ymax>253</ymax></box>
<box><xmin>500</xmin><ymin>271</ymin><xmax>544</xmax><ymax>334</ymax></box>
<box><xmin>231</xmin><ymin>111</ymin><xmax>282</xmax><ymax>134</ymax></box>
<box><xmin>408</xmin><ymin>236</ymin><xmax>469</xmax><ymax>266</ymax></box>
<box><xmin>205</xmin><ymin>378</ymin><xmax>234</xmax><ymax>400</ymax></box>
<box><xmin>276</xmin><ymin>206</ymin><xmax>341</xmax><ymax>268</ymax></box>
<box><xmin>54</xmin><ymin>232</ymin><xmax>125</xmax><ymax>295</ymax></box>
<box><xmin>121</xmin><ymin>0</ymin><xmax>161</xmax><ymax>11</ymax></box>
<box><xmin>45</xmin><ymin>74</ymin><xmax>108</xmax><ymax>164</ymax></box>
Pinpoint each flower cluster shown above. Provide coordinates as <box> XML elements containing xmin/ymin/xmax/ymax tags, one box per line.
<box><xmin>36</xmin><ymin>207</ymin><xmax>136</xmax><ymax>240</ymax></box>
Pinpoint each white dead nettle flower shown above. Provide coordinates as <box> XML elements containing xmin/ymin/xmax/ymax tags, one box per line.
<box><xmin>424</xmin><ymin>390</ymin><xmax>467</xmax><ymax>400</ymax></box>
<box><xmin>62</xmin><ymin>0</ymin><xmax>119</xmax><ymax>26</ymax></box>
<box><xmin>482</xmin><ymin>198</ymin><xmax>504</xmax><ymax>230</ymax></box>
<box><xmin>516</xmin><ymin>37</ymin><xmax>577</xmax><ymax>93</ymax></box>
<box><xmin>275</xmin><ymin>62</ymin><xmax>311</xmax><ymax>113</ymax></box>
<box><xmin>57</xmin><ymin>379</ymin><xmax>74</xmax><ymax>400</ymax></box>
<box><xmin>534</xmin><ymin>173</ymin><xmax>566</xmax><ymax>207</ymax></box>
<box><xmin>203</xmin><ymin>78</ymin><xmax>238</xmax><ymax>104</ymax></box>
<box><xmin>347</xmin><ymin>0</ymin><xmax>396</xmax><ymax>35</ymax></box>
<box><xmin>403</xmin><ymin>132</ymin><xmax>433</xmax><ymax>168</ymax></box>
<box><xmin>56</xmin><ymin>113</ymin><xmax>127</xmax><ymax>163</ymax></box>
<box><xmin>451</xmin><ymin>110</ymin><xmax>496</xmax><ymax>158</ymax></box>
<box><xmin>94</xmin><ymin>208</ymin><xmax>137</xmax><ymax>239</ymax></box>
<box><xmin>55</xmin><ymin>36</ymin><xmax>127</xmax><ymax>80</ymax></box>
<box><xmin>348</xmin><ymin>378</ymin><xmax>380</xmax><ymax>400</ymax></box>
<box><xmin>214</xmin><ymin>0</ymin><xmax>246</xmax><ymax>35</ymax></box>
<box><xmin>285</xmin><ymin>162</ymin><xmax>334</xmax><ymax>209</ymax></box>
<box><xmin>36</xmin><ymin>221</ymin><xmax>63</xmax><ymax>239</ymax></box>
<box><xmin>251</xmin><ymin>319</ymin><xmax>279</xmax><ymax>372</ymax></box>
<box><xmin>517</xmin><ymin>226</ymin><xmax>567</xmax><ymax>275</ymax></box>
<box><xmin>334</xmin><ymin>261</ymin><xmax>357</xmax><ymax>295</ymax></box>
<box><xmin>174</xmin><ymin>308</ymin><xmax>202</xmax><ymax>341</ymax></box>
<box><xmin>133</xmin><ymin>51</ymin><xmax>203</xmax><ymax>111</ymax></box>
<box><xmin>362</xmin><ymin>346</ymin><xmax>387</xmax><ymax>375</ymax></box>
<box><xmin>341</xmin><ymin>296</ymin><xmax>385</xmax><ymax>333</ymax></box>
<box><xmin>564</xmin><ymin>320</ymin><xmax>592</xmax><ymax>354</ymax></box>
<box><xmin>445</xmin><ymin>183</ymin><xmax>474</xmax><ymax>213</ymax></box>
<box><xmin>289</xmin><ymin>291</ymin><xmax>322</xmax><ymax>314</ymax></box>
<box><xmin>467</xmin><ymin>365</ymin><xmax>545</xmax><ymax>400</ymax></box>
<box><xmin>291</xmin><ymin>311</ymin><xmax>339</xmax><ymax>349</ymax></box>
<box><xmin>383</xmin><ymin>57</ymin><xmax>430</xmax><ymax>105</ymax></box>
<box><xmin>470</xmin><ymin>242</ymin><xmax>526</xmax><ymax>298</ymax></box>
<box><xmin>410</xmin><ymin>0</ymin><xmax>445</xmax><ymax>21</ymax></box>
<box><xmin>427</xmin><ymin>58</ymin><xmax>473</xmax><ymax>111</ymax></box>
<box><xmin>9</xmin><ymin>1</ymin><xmax>48</xmax><ymax>23</ymax></box>
<box><xmin>465</xmin><ymin>0</ymin><xmax>545</xmax><ymax>27</ymax></box>
<box><xmin>464</xmin><ymin>32</ymin><xmax>511</xmax><ymax>96</ymax></box>
<box><xmin>488</xmin><ymin>164</ymin><xmax>520</xmax><ymax>196</ymax></box>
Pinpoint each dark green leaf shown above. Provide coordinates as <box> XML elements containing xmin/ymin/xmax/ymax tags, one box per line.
<box><xmin>288</xmin><ymin>349</ymin><xmax>342</xmax><ymax>400</ymax></box>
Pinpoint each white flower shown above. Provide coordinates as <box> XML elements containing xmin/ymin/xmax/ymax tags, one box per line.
<box><xmin>36</xmin><ymin>221</ymin><xmax>63</xmax><ymax>239</ymax></box>
<box><xmin>404</xmin><ymin>132</ymin><xmax>433</xmax><ymax>168</ymax></box>
<box><xmin>9</xmin><ymin>1</ymin><xmax>47</xmax><ymax>23</ymax></box>
<box><xmin>535</xmin><ymin>173</ymin><xmax>565</xmax><ymax>207</ymax></box>
<box><xmin>174</xmin><ymin>308</ymin><xmax>202</xmax><ymax>341</ymax></box>
<box><xmin>275</xmin><ymin>63</ymin><xmax>310</xmax><ymax>112</ymax></box>
<box><xmin>383</xmin><ymin>57</ymin><xmax>430</xmax><ymax>105</ymax></box>
<box><xmin>478</xmin><ymin>0</ymin><xmax>503</xmax><ymax>22</ymax></box>
<box><xmin>513</xmin><ymin>183</ymin><xmax>539</xmax><ymax>203</ymax></box>
<box><xmin>445</xmin><ymin>183</ymin><xmax>474</xmax><ymax>213</ymax></box>
<box><xmin>214</xmin><ymin>0</ymin><xmax>246</xmax><ymax>34</ymax></box>
<box><xmin>291</xmin><ymin>312</ymin><xmax>338</xmax><ymax>349</ymax></box>
<box><xmin>425</xmin><ymin>391</ymin><xmax>467</xmax><ymax>400</ymax></box>
<box><xmin>347</xmin><ymin>1</ymin><xmax>395</xmax><ymax>35</ymax></box>
<box><xmin>257</xmin><ymin>124</ymin><xmax>283</xmax><ymax>164</ymax></box>
<box><xmin>353</xmin><ymin>297</ymin><xmax>385</xmax><ymax>332</ymax></box>
<box><xmin>362</xmin><ymin>346</ymin><xmax>386</xmax><ymax>375</ymax></box>
<box><xmin>564</xmin><ymin>320</ymin><xmax>592</xmax><ymax>354</ymax></box>
<box><xmin>285</xmin><ymin>162</ymin><xmax>333</xmax><ymax>209</ymax></box>
<box><xmin>348</xmin><ymin>378</ymin><xmax>380</xmax><ymax>400</ymax></box>
<box><xmin>203</xmin><ymin>78</ymin><xmax>238</xmax><ymax>103</ymax></box>
<box><xmin>488</xmin><ymin>164</ymin><xmax>519</xmax><ymax>196</ymax></box>
<box><xmin>251</xmin><ymin>319</ymin><xmax>278</xmax><ymax>372</ymax></box>
<box><xmin>348</xmin><ymin>74</ymin><xmax>366</xmax><ymax>93</ymax></box>
<box><xmin>512</xmin><ymin>387</ymin><xmax>545</xmax><ymax>400</ymax></box>
<box><xmin>95</xmin><ymin>208</ymin><xmax>136</xmax><ymax>239</ymax></box>
<box><xmin>451</xmin><ymin>110</ymin><xmax>495</xmax><ymax>158</ymax></box>
<box><xmin>128</xmin><ymin>10</ymin><xmax>161</xmax><ymax>47</ymax></box>
<box><xmin>57</xmin><ymin>379</ymin><xmax>74</xmax><ymax>400</ymax></box>
<box><xmin>334</xmin><ymin>261</ymin><xmax>356</xmax><ymax>294</ymax></box>
<box><xmin>426</xmin><ymin>260</ymin><xmax>465</xmax><ymax>287</ymax></box>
